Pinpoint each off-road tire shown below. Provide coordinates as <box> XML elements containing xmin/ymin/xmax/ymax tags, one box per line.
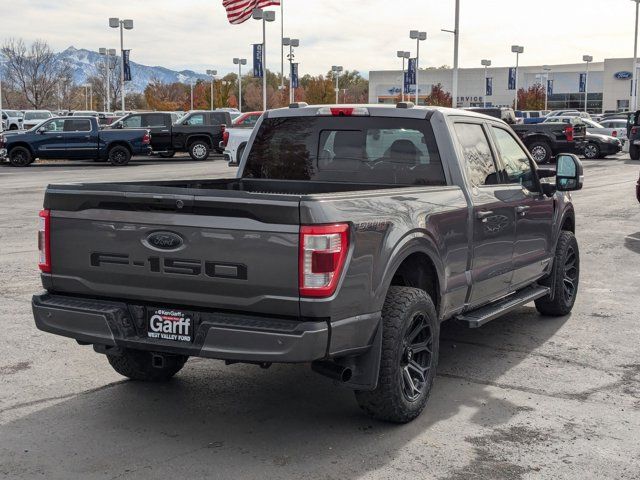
<box><xmin>355</xmin><ymin>287</ymin><xmax>439</xmax><ymax>423</ymax></box>
<box><xmin>8</xmin><ymin>146</ymin><xmax>33</xmax><ymax>167</ymax></box>
<box><xmin>527</xmin><ymin>140</ymin><xmax>552</xmax><ymax>164</ymax></box>
<box><xmin>108</xmin><ymin>145</ymin><xmax>131</xmax><ymax>166</ymax></box>
<box><xmin>535</xmin><ymin>231</ymin><xmax>580</xmax><ymax>316</ymax></box>
<box><xmin>188</xmin><ymin>140</ymin><xmax>210</xmax><ymax>160</ymax></box>
<box><xmin>583</xmin><ymin>142</ymin><xmax>601</xmax><ymax>160</ymax></box>
<box><xmin>107</xmin><ymin>349</ymin><xmax>187</xmax><ymax>381</ymax></box>
<box><xmin>630</xmin><ymin>144</ymin><xmax>640</xmax><ymax>161</ymax></box>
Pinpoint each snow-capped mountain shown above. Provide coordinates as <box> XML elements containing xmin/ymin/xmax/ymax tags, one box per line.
<box><xmin>56</xmin><ymin>46</ymin><xmax>209</xmax><ymax>92</ymax></box>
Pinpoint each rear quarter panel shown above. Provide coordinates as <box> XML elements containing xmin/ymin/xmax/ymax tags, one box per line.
<box><xmin>299</xmin><ymin>186</ymin><xmax>470</xmax><ymax>321</ymax></box>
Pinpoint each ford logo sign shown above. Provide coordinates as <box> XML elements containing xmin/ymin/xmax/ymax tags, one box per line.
<box><xmin>614</xmin><ymin>71</ymin><xmax>633</xmax><ymax>80</ymax></box>
<box><xmin>144</xmin><ymin>231</ymin><xmax>184</xmax><ymax>251</ymax></box>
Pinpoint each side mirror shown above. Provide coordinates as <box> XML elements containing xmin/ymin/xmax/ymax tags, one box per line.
<box><xmin>37</xmin><ymin>127</ymin><xmax>46</xmax><ymax>134</ymax></box>
<box><xmin>182</xmin><ymin>120</ymin><xmax>189</xmax><ymax>125</ymax></box>
<box><xmin>556</xmin><ymin>153</ymin><xmax>584</xmax><ymax>191</ymax></box>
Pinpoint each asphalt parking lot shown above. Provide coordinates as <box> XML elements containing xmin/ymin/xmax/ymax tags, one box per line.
<box><xmin>1</xmin><ymin>153</ymin><xmax>639</xmax><ymax>480</ymax></box>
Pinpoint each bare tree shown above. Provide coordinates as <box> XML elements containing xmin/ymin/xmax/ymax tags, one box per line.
<box><xmin>1</xmin><ymin>38</ymin><xmax>64</xmax><ymax>109</ymax></box>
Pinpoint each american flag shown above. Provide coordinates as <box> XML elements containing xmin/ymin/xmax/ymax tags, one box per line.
<box><xmin>222</xmin><ymin>0</ymin><xmax>281</xmax><ymax>24</ymax></box>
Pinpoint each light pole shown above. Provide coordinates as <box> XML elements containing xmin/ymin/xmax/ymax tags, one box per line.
<box><xmin>109</xmin><ymin>17</ymin><xmax>133</xmax><ymax>112</ymax></box>
<box><xmin>543</xmin><ymin>65</ymin><xmax>551</xmax><ymax>111</ymax></box>
<box><xmin>206</xmin><ymin>69</ymin><xmax>217</xmax><ymax>110</ymax></box>
<box><xmin>410</xmin><ymin>30</ymin><xmax>427</xmax><ymax>105</ymax></box>
<box><xmin>633</xmin><ymin>0</ymin><xmax>640</xmax><ymax>111</ymax></box>
<box><xmin>190</xmin><ymin>79</ymin><xmax>195</xmax><ymax>111</ymax></box>
<box><xmin>511</xmin><ymin>45</ymin><xmax>524</xmax><ymax>110</ymax></box>
<box><xmin>332</xmin><ymin>65</ymin><xmax>343</xmax><ymax>104</ymax></box>
<box><xmin>253</xmin><ymin>8</ymin><xmax>276</xmax><ymax>111</ymax></box>
<box><xmin>582</xmin><ymin>55</ymin><xmax>593</xmax><ymax>113</ymax></box>
<box><xmin>99</xmin><ymin>48</ymin><xmax>116</xmax><ymax>112</ymax></box>
<box><xmin>82</xmin><ymin>84</ymin><xmax>93</xmax><ymax>110</ymax></box>
<box><xmin>442</xmin><ymin>0</ymin><xmax>460</xmax><ymax>107</ymax></box>
<box><xmin>397</xmin><ymin>51</ymin><xmax>410</xmax><ymax>102</ymax></box>
<box><xmin>283</xmin><ymin>38</ymin><xmax>299</xmax><ymax>104</ymax></box>
<box><xmin>481</xmin><ymin>59</ymin><xmax>491</xmax><ymax>108</ymax></box>
<box><xmin>233</xmin><ymin>58</ymin><xmax>247</xmax><ymax>112</ymax></box>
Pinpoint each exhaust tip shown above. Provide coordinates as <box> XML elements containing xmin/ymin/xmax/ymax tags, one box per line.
<box><xmin>312</xmin><ymin>361</ymin><xmax>352</xmax><ymax>383</ymax></box>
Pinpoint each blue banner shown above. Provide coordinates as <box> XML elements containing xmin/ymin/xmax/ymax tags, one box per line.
<box><xmin>122</xmin><ymin>50</ymin><xmax>132</xmax><ymax>82</ymax></box>
<box><xmin>547</xmin><ymin>79</ymin><xmax>554</xmax><ymax>96</ymax></box>
<box><xmin>404</xmin><ymin>72</ymin><xmax>411</xmax><ymax>94</ymax></box>
<box><xmin>508</xmin><ymin>67</ymin><xmax>516</xmax><ymax>90</ymax></box>
<box><xmin>291</xmin><ymin>63</ymin><xmax>299</xmax><ymax>89</ymax></box>
<box><xmin>407</xmin><ymin>58</ymin><xmax>417</xmax><ymax>85</ymax></box>
<box><xmin>579</xmin><ymin>73</ymin><xmax>586</xmax><ymax>93</ymax></box>
<box><xmin>486</xmin><ymin>77</ymin><xmax>493</xmax><ymax>96</ymax></box>
<box><xmin>253</xmin><ymin>44</ymin><xmax>263</xmax><ymax>78</ymax></box>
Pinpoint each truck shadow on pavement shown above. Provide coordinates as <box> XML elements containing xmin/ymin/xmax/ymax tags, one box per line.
<box><xmin>1</xmin><ymin>308</ymin><xmax>569</xmax><ymax>479</ymax></box>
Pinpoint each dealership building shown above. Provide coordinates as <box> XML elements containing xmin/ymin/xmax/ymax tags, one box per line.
<box><xmin>368</xmin><ymin>58</ymin><xmax>637</xmax><ymax>112</ymax></box>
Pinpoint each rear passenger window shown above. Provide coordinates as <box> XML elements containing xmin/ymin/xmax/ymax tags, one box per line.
<box><xmin>454</xmin><ymin>123</ymin><xmax>498</xmax><ymax>187</ymax></box>
<box><xmin>64</xmin><ymin>119</ymin><xmax>91</xmax><ymax>132</ymax></box>
<box><xmin>144</xmin><ymin>114</ymin><xmax>167</xmax><ymax>127</ymax></box>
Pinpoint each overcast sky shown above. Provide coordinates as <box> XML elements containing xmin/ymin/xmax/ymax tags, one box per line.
<box><xmin>4</xmin><ymin>0</ymin><xmax>637</xmax><ymax>76</ymax></box>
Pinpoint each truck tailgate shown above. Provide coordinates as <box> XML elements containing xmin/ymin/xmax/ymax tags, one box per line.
<box><xmin>45</xmin><ymin>186</ymin><xmax>301</xmax><ymax>317</ymax></box>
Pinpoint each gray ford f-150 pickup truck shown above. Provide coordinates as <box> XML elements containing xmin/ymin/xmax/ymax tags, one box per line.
<box><xmin>32</xmin><ymin>103</ymin><xmax>584</xmax><ymax>423</ymax></box>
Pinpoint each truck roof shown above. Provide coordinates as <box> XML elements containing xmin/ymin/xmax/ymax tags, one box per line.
<box><xmin>267</xmin><ymin>103</ymin><xmax>498</xmax><ymax>122</ymax></box>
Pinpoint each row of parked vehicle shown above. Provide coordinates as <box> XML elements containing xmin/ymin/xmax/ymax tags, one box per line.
<box><xmin>469</xmin><ymin>107</ymin><xmax>628</xmax><ymax>162</ymax></box>
<box><xmin>0</xmin><ymin>108</ymin><xmax>242</xmax><ymax>166</ymax></box>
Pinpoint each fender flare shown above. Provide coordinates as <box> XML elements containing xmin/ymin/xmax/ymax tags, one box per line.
<box><xmin>374</xmin><ymin>231</ymin><xmax>445</xmax><ymax>314</ymax></box>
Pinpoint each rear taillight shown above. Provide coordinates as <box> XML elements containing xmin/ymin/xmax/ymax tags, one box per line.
<box><xmin>0</xmin><ymin>135</ymin><xmax>5</xmax><ymax>147</ymax></box>
<box><xmin>142</xmin><ymin>131</ymin><xmax>151</xmax><ymax>144</ymax></box>
<box><xmin>38</xmin><ymin>209</ymin><xmax>51</xmax><ymax>273</ymax></box>
<box><xmin>564</xmin><ymin>125</ymin><xmax>574</xmax><ymax>142</ymax></box>
<box><xmin>299</xmin><ymin>224</ymin><xmax>350</xmax><ymax>297</ymax></box>
<box><xmin>222</xmin><ymin>129</ymin><xmax>230</xmax><ymax>147</ymax></box>
<box><xmin>632</xmin><ymin>126</ymin><xmax>638</xmax><ymax>136</ymax></box>
<box><xmin>612</xmin><ymin>130</ymin><xmax>618</xmax><ymax>137</ymax></box>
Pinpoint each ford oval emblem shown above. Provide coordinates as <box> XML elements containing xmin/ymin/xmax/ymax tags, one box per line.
<box><xmin>615</xmin><ymin>71</ymin><xmax>633</xmax><ymax>80</ymax></box>
<box><xmin>145</xmin><ymin>231</ymin><xmax>184</xmax><ymax>251</ymax></box>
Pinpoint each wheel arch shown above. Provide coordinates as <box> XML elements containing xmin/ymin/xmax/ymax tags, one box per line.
<box><xmin>186</xmin><ymin>135</ymin><xmax>212</xmax><ymax>147</ymax></box>
<box><xmin>8</xmin><ymin>142</ymin><xmax>35</xmax><ymax>157</ymax></box>
<box><xmin>107</xmin><ymin>141</ymin><xmax>133</xmax><ymax>154</ymax></box>
<box><xmin>378</xmin><ymin>236</ymin><xmax>445</xmax><ymax>318</ymax></box>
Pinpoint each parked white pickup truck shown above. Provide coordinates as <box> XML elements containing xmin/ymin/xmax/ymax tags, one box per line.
<box><xmin>220</xmin><ymin>111</ymin><xmax>263</xmax><ymax>166</ymax></box>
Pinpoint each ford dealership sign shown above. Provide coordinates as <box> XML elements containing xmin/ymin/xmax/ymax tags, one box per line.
<box><xmin>614</xmin><ymin>71</ymin><xmax>633</xmax><ymax>80</ymax></box>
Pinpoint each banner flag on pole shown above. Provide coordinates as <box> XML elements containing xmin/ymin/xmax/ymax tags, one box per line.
<box><xmin>253</xmin><ymin>44</ymin><xmax>263</xmax><ymax>78</ymax></box>
<box><xmin>508</xmin><ymin>68</ymin><xmax>516</xmax><ymax>90</ymax></box>
<box><xmin>486</xmin><ymin>77</ymin><xmax>493</xmax><ymax>96</ymax></box>
<box><xmin>223</xmin><ymin>0</ymin><xmax>281</xmax><ymax>24</ymax></box>
<box><xmin>407</xmin><ymin>58</ymin><xmax>417</xmax><ymax>85</ymax></box>
<box><xmin>291</xmin><ymin>63</ymin><xmax>299</xmax><ymax>89</ymax></box>
<box><xmin>123</xmin><ymin>50</ymin><xmax>132</xmax><ymax>82</ymax></box>
<box><xmin>547</xmin><ymin>79</ymin><xmax>554</xmax><ymax>96</ymax></box>
<box><xmin>579</xmin><ymin>73</ymin><xmax>586</xmax><ymax>93</ymax></box>
<box><xmin>404</xmin><ymin>72</ymin><xmax>412</xmax><ymax>94</ymax></box>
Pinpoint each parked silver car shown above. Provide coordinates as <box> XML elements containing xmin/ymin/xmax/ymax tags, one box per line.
<box><xmin>543</xmin><ymin>116</ymin><xmax>628</xmax><ymax>144</ymax></box>
<box><xmin>22</xmin><ymin>110</ymin><xmax>53</xmax><ymax>129</ymax></box>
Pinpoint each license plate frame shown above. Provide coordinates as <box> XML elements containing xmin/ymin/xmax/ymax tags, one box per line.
<box><xmin>146</xmin><ymin>308</ymin><xmax>195</xmax><ymax>344</ymax></box>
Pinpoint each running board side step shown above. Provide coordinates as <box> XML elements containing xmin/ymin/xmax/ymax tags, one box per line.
<box><xmin>456</xmin><ymin>285</ymin><xmax>551</xmax><ymax>328</ymax></box>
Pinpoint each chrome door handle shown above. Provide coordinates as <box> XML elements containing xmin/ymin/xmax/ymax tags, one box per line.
<box><xmin>516</xmin><ymin>205</ymin><xmax>531</xmax><ymax>215</ymax></box>
<box><xmin>476</xmin><ymin>210</ymin><xmax>494</xmax><ymax>220</ymax></box>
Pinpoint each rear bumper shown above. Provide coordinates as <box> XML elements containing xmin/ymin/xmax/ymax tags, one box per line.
<box><xmin>32</xmin><ymin>293</ymin><xmax>380</xmax><ymax>363</ymax></box>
